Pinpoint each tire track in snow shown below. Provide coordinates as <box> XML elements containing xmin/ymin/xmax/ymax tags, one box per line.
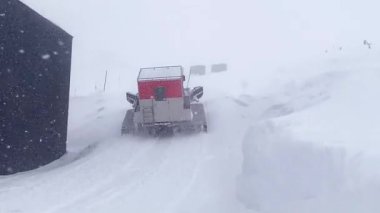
<box><xmin>163</xmin><ymin>137</ymin><xmax>207</xmax><ymax>213</ymax></box>
<box><xmin>47</xmin><ymin>138</ymin><xmax>160</xmax><ymax>213</ymax></box>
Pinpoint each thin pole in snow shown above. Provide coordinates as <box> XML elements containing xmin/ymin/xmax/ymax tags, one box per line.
<box><xmin>186</xmin><ymin>69</ymin><xmax>192</xmax><ymax>88</ymax></box>
<box><xmin>103</xmin><ymin>70</ymin><xmax>108</xmax><ymax>92</ymax></box>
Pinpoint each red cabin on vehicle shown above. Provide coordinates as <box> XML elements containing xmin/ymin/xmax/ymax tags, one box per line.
<box><xmin>137</xmin><ymin>66</ymin><xmax>185</xmax><ymax>100</ymax></box>
<box><xmin>121</xmin><ymin>65</ymin><xmax>207</xmax><ymax>134</ymax></box>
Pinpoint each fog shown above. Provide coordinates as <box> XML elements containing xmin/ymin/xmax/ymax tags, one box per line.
<box><xmin>21</xmin><ymin>0</ymin><xmax>380</xmax><ymax>95</ymax></box>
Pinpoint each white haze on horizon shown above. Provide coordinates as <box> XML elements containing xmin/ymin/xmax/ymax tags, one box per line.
<box><xmin>21</xmin><ymin>0</ymin><xmax>380</xmax><ymax>95</ymax></box>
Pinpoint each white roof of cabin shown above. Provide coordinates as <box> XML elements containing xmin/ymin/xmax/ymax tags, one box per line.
<box><xmin>138</xmin><ymin>66</ymin><xmax>183</xmax><ymax>80</ymax></box>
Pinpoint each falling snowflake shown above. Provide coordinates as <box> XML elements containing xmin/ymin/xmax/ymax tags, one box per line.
<box><xmin>41</xmin><ymin>54</ymin><xmax>51</xmax><ymax>60</ymax></box>
<box><xmin>19</xmin><ymin>49</ymin><xmax>25</xmax><ymax>54</ymax></box>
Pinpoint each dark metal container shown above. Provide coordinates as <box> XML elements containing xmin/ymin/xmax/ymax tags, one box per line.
<box><xmin>0</xmin><ymin>0</ymin><xmax>72</xmax><ymax>175</ymax></box>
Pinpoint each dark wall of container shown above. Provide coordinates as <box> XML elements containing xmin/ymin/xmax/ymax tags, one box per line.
<box><xmin>0</xmin><ymin>0</ymin><xmax>72</xmax><ymax>175</ymax></box>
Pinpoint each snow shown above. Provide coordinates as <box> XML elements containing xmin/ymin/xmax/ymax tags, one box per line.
<box><xmin>139</xmin><ymin>66</ymin><xmax>183</xmax><ymax>80</ymax></box>
<box><xmin>2</xmin><ymin>0</ymin><xmax>380</xmax><ymax>212</ymax></box>
<box><xmin>4</xmin><ymin>54</ymin><xmax>380</xmax><ymax>212</ymax></box>
<box><xmin>41</xmin><ymin>54</ymin><xmax>51</xmax><ymax>60</ymax></box>
<box><xmin>0</xmin><ymin>91</ymin><xmax>251</xmax><ymax>213</ymax></box>
<box><xmin>236</xmin><ymin>53</ymin><xmax>380</xmax><ymax>212</ymax></box>
<box><xmin>238</xmin><ymin>122</ymin><xmax>347</xmax><ymax>212</ymax></box>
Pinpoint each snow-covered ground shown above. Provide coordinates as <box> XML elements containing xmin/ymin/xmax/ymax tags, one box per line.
<box><xmin>2</xmin><ymin>0</ymin><xmax>380</xmax><ymax>212</ymax></box>
<box><xmin>2</xmin><ymin>53</ymin><xmax>380</xmax><ymax>212</ymax></box>
<box><xmin>0</xmin><ymin>75</ymin><xmax>254</xmax><ymax>213</ymax></box>
<box><xmin>237</xmin><ymin>53</ymin><xmax>380</xmax><ymax>212</ymax></box>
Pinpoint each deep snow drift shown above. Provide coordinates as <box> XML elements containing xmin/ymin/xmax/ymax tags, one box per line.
<box><xmin>237</xmin><ymin>52</ymin><xmax>380</xmax><ymax>213</ymax></box>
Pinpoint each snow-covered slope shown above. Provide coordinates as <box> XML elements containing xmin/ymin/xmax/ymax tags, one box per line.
<box><xmin>2</xmin><ymin>0</ymin><xmax>380</xmax><ymax>212</ymax></box>
<box><xmin>237</xmin><ymin>52</ymin><xmax>380</xmax><ymax>213</ymax></box>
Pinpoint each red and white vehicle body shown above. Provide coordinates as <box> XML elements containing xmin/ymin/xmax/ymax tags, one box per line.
<box><xmin>122</xmin><ymin>66</ymin><xmax>207</xmax><ymax>135</ymax></box>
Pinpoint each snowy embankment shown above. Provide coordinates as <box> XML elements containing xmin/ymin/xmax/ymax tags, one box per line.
<box><xmin>237</xmin><ymin>51</ymin><xmax>380</xmax><ymax>213</ymax></box>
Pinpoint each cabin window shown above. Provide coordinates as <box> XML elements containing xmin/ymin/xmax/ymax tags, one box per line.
<box><xmin>154</xmin><ymin>86</ymin><xmax>166</xmax><ymax>101</ymax></box>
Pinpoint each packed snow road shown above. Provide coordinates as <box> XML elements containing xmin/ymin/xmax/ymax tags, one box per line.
<box><xmin>0</xmin><ymin>86</ymin><xmax>255</xmax><ymax>213</ymax></box>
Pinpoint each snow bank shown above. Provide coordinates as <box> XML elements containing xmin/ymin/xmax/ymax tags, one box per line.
<box><xmin>277</xmin><ymin>68</ymin><xmax>380</xmax><ymax>156</ymax></box>
<box><xmin>237</xmin><ymin>55</ymin><xmax>380</xmax><ymax>212</ymax></box>
<box><xmin>237</xmin><ymin>122</ymin><xmax>347</xmax><ymax>212</ymax></box>
<box><xmin>238</xmin><ymin>121</ymin><xmax>380</xmax><ymax>213</ymax></box>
